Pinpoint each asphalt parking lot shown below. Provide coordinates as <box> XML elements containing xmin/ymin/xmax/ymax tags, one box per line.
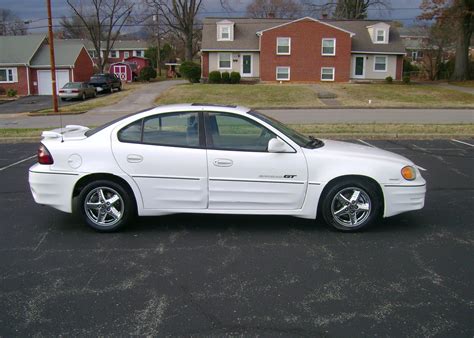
<box><xmin>0</xmin><ymin>139</ymin><xmax>473</xmax><ymax>336</ymax></box>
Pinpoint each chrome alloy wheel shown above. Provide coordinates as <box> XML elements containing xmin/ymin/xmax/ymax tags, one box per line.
<box><xmin>330</xmin><ymin>187</ymin><xmax>372</xmax><ymax>228</ymax></box>
<box><xmin>84</xmin><ymin>187</ymin><xmax>124</xmax><ymax>227</ymax></box>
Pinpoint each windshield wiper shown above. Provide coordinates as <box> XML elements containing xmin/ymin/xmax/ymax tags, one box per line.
<box><xmin>306</xmin><ymin>135</ymin><xmax>324</xmax><ymax>148</ymax></box>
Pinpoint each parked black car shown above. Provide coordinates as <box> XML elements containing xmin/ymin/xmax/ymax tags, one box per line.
<box><xmin>89</xmin><ymin>73</ymin><xmax>122</xmax><ymax>93</ymax></box>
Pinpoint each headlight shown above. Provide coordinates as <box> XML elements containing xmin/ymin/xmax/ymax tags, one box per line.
<box><xmin>401</xmin><ymin>166</ymin><xmax>416</xmax><ymax>181</ymax></box>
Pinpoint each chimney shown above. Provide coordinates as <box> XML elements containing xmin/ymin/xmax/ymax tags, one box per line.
<box><xmin>321</xmin><ymin>12</ymin><xmax>328</xmax><ymax>20</ymax></box>
<box><xmin>267</xmin><ymin>12</ymin><xmax>275</xmax><ymax>19</ymax></box>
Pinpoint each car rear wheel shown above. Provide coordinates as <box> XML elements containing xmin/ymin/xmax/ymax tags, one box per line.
<box><xmin>321</xmin><ymin>179</ymin><xmax>382</xmax><ymax>232</ymax></box>
<box><xmin>78</xmin><ymin>180</ymin><xmax>134</xmax><ymax>232</ymax></box>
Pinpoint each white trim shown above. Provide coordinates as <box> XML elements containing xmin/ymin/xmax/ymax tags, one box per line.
<box><xmin>352</xmin><ymin>51</ymin><xmax>406</xmax><ymax>55</ymax></box>
<box><xmin>26</xmin><ymin>66</ymin><xmax>30</xmax><ymax>95</ymax></box>
<box><xmin>240</xmin><ymin>54</ymin><xmax>253</xmax><ymax>77</ymax></box>
<box><xmin>201</xmin><ymin>49</ymin><xmax>260</xmax><ymax>52</ymax></box>
<box><xmin>276</xmin><ymin>37</ymin><xmax>291</xmax><ymax>55</ymax></box>
<box><xmin>321</xmin><ymin>67</ymin><xmax>335</xmax><ymax>81</ymax></box>
<box><xmin>218</xmin><ymin>52</ymin><xmax>232</xmax><ymax>70</ymax></box>
<box><xmin>353</xmin><ymin>55</ymin><xmax>365</xmax><ymax>79</ymax></box>
<box><xmin>124</xmin><ymin>51</ymin><xmax>130</xmax><ymax>59</ymax></box>
<box><xmin>276</xmin><ymin>66</ymin><xmax>290</xmax><ymax>81</ymax></box>
<box><xmin>257</xmin><ymin>17</ymin><xmax>355</xmax><ymax>37</ymax></box>
<box><xmin>321</xmin><ymin>38</ymin><xmax>336</xmax><ymax>56</ymax></box>
<box><xmin>373</xmin><ymin>55</ymin><xmax>388</xmax><ymax>72</ymax></box>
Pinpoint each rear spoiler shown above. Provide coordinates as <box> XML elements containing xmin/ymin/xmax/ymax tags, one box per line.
<box><xmin>41</xmin><ymin>125</ymin><xmax>90</xmax><ymax>139</ymax></box>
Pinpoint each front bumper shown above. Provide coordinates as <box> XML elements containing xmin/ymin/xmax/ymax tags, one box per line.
<box><xmin>382</xmin><ymin>182</ymin><xmax>426</xmax><ymax>217</ymax></box>
<box><xmin>29</xmin><ymin>164</ymin><xmax>80</xmax><ymax>213</ymax></box>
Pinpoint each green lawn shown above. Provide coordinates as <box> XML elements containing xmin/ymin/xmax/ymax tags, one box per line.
<box><xmin>326</xmin><ymin>83</ymin><xmax>474</xmax><ymax>107</ymax></box>
<box><xmin>155</xmin><ymin>84</ymin><xmax>323</xmax><ymax>108</ymax></box>
<box><xmin>155</xmin><ymin>83</ymin><xmax>474</xmax><ymax>108</ymax></box>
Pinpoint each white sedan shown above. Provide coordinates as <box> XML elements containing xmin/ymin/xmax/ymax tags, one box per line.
<box><xmin>29</xmin><ymin>104</ymin><xmax>426</xmax><ymax>232</ymax></box>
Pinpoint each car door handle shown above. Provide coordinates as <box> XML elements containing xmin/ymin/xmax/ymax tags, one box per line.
<box><xmin>213</xmin><ymin>158</ymin><xmax>233</xmax><ymax>167</ymax></box>
<box><xmin>127</xmin><ymin>154</ymin><xmax>143</xmax><ymax>163</ymax></box>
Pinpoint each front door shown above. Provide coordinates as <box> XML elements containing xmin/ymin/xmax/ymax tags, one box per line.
<box><xmin>354</xmin><ymin>56</ymin><xmax>365</xmax><ymax>78</ymax></box>
<box><xmin>205</xmin><ymin>112</ymin><xmax>308</xmax><ymax>210</ymax></box>
<box><xmin>111</xmin><ymin>111</ymin><xmax>208</xmax><ymax>210</ymax></box>
<box><xmin>241</xmin><ymin>54</ymin><xmax>252</xmax><ymax>77</ymax></box>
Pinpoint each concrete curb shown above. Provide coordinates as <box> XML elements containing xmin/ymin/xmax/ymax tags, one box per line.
<box><xmin>27</xmin><ymin>110</ymin><xmax>87</xmax><ymax>117</ymax></box>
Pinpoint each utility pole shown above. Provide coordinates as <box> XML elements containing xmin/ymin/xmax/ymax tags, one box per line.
<box><xmin>46</xmin><ymin>0</ymin><xmax>58</xmax><ymax>113</ymax></box>
<box><xmin>153</xmin><ymin>14</ymin><xmax>161</xmax><ymax>77</ymax></box>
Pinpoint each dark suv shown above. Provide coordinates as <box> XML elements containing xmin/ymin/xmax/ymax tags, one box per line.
<box><xmin>89</xmin><ymin>73</ymin><xmax>122</xmax><ymax>93</ymax></box>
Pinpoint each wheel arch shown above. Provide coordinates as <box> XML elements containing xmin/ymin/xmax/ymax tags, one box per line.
<box><xmin>72</xmin><ymin>173</ymin><xmax>139</xmax><ymax>212</ymax></box>
<box><xmin>317</xmin><ymin>174</ymin><xmax>385</xmax><ymax>218</ymax></box>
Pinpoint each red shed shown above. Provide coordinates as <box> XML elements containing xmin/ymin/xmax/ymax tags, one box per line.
<box><xmin>110</xmin><ymin>62</ymin><xmax>137</xmax><ymax>82</ymax></box>
<box><xmin>124</xmin><ymin>56</ymin><xmax>151</xmax><ymax>74</ymax></box>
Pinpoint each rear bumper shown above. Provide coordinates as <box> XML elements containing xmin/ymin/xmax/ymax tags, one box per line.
<box><xmin>382</xmin><ymin>183</ymin><xmax>426</xmax><ymax>217</ymax></box>
<box><xmin>29</xmin><ymin>164</ymin><xmax>80</xmax><ymax>213</ymax></box>
<box><xmin>59</xmin><ymin>93</ymin><xmax>80</xmax><ymax>99</ymax></box>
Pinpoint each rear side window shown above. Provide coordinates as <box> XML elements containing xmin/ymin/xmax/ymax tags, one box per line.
<box><xmin>143</xmin><ymin>112</ymin><xmax>200</xmax><ymax>147</ymax></box>
<box><xmin>118</xmin><ymin>119</ymin><xmax>142</xmax><ymax>143</ymax></box>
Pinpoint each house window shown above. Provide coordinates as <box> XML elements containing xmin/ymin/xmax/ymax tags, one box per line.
<box><xmin>220</xmin><ymin>25</ymin><xmax>231</xmax><ymax>40</ymax></box>
<box><xmin>276</xmin><ymin>67</ymin><xmax>290</xmax><ymax>81</ymax></box>
<box><xmin>124</xmin><ymin>51</ymin><xmax>129</xmax><ymax>59</ymax></box>
<box><xmin>109</xmin><ymin>50</ymin><xmax>119</xmax><ymax>58</ymax></box>
<box><xmin>0</xmin><ymin>68</ymin><xmax>16</xmax><ymax>83</ymax></box>
<box><xmin>218</xmin><ymin>53</ymin><xmax>232</xmax><ymax>69</ymax></box>
<box><xmin>374</xmin><ymin>56</ymin><xmax>387</xmax><ymax>71</ymax></box>
<box><xmin>376</xmin><ymin>29</ymin><xmax>386</xmax><ymax>43</ymax></box>
<box><xmin>321</xmin><ymin>67</ymin><xmax>335</xmax><ymax>81</ymax></box>
<box><xmin>276</xmin><ymin>37</ymin><xmax>291</xmax><ymax>55</ymax></box>
<box><xmin>321</xmin><ymin>38</ymin><xmax>336</xmax><ymax>56</ymax></box>
<box><xmin>88</xmin><ymin>50</ymin><xmax>97</xmax><ymax>58</ymax></box>
<box><xmin>134</xmin><ymin>50</ymin><xmax>144</xmax><ymax>57</ymax></box>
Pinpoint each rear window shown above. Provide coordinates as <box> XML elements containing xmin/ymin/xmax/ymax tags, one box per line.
<box><xmin>84</xmin><ymin>110</ymin><xmax>149</xmax><ymax>137</ymax></box>
<box><xmin>63</xmin><ymin>82</ymin><xmax>81</xmax><ymax>88</ymax></box>
<box><xmin>90</xmin><ymin>76</ymin><xmax>106</xmax><ymax>81</ymax></box>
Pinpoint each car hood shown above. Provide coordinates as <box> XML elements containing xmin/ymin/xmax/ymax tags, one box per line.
<box><xmin>309</xmin><ymin>139</ymin><xmax>413</xmax><ymax>165</ymax></box>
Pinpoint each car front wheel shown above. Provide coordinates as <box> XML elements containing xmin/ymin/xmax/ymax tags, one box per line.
<box><xmin>78</xmin><ymin>180</ymin><xmax>134</xmax><ymax>232</ymax></box>
<box><xmin>321</xmin><ymin>179</ymin><xmax>382</xmax><ymax>232</ymax></box>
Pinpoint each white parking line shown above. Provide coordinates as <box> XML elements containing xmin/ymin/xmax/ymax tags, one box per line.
<box><xmin>357</xmin><ymin>139</ymin><xmax>376</xmax><ymax>147</ymax></box>
<box><xmin>451</xmin><ymin>139</ymin><xmax>474</xmax><ymax>147</ymax></box>
<box><xmin>0</xmin><ymin>155</ymin><xmax>36</xmax><ymax>172</ymax></box>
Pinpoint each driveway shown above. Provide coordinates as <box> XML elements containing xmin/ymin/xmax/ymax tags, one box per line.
<box><xmin>0</xmin><ymin>96</ymin><xmax>75</xmax><ymax>115</ymax></box>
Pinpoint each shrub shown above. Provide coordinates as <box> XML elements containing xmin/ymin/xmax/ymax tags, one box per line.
<box><xmin>221</xmin><ymin>71</ymin><xmax>230</xmax><ymax>84</ymax></box>
<box><xmin>403</xmin><ymin>75</ymin><xmax>411</xmax><ymax>84</ymax></box>
<box><xmin>230</xmin><ymin>72</ymin><xmax>241</xmax><ymax>84</ymax></box>
<box><xmin>0</xmin><ymin>87</ymin><xmax>5</xmax><ymax>95</ymax></box>
<box><xmin>139</xmin><ymin>66</ymin><xmax>157</xmax><ymax>82</ymax></box>
<box><xmin>180</xmin><ymin>61</ymin><xmax>201</xmax><ymax>83</ymax></box>
<box><xmin>6</xmin><ymin>88</ymin><xmax>17</xmax><ymax>97</ymax></box>
<box><xmin>385</xmin><ymin>76</ymin><xmax>393</xmax><ymax>84</ymax></box>
<box><xmin>209</xmin><ymin>71</ymin><xmax>222</xmax><ymax>84</ymax></box>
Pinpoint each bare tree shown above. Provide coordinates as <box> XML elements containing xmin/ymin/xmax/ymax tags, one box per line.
<box><xmin>65</xmin><ymin>0</ymin><xmax>135</xmax><ymax>72</ymax></box>
<box><xmin>60</xmin><ymin>12</ymin><xmax>96</xmax><ymax>39</ymax></box>
<box><xmin>304</xmin><ymin>0</ymin><xmax>389</xmax><ymax>19</ymax></box>
<box><xmin>0</xmin><ymin>8</ymin><xmax>27</xmax><ymax>35</ymax></box>
<box><xmin>145</xmin><ymin>0</ymin><xmax>203</xmax><ymax>61</ymax></box>
<box><xmin>246</xmin><ymin>0</ymin><xmax>303</xmax><ymax>19</ymax></box>
<box><xmin>419</xmin><ymin>0</ymin><xmax>474</xmax><ymax>81</ymax></box>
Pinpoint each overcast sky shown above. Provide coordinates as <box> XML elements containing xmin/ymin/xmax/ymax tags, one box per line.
<box><xmin>2</xmin><ymin>0</ymin><xmax>422</xmax><ymax>33</ymax></box>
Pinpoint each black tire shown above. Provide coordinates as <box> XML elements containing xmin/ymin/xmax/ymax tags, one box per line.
<box><xmin>321</xmin><ymin>178</ymin><xmax>382</xmax><ymax>232</ymax></box>
<box><xmin>93</xmin><ymin>91</ymin><xmax>97</xmax><ymax>98</ymax></box>
<box><xmin>78</xmin><ymin>180</ymin><xmax>135</xmax><ymax>232</ymax></box>
<box><xmin>117</xmin><ymin>84</ymin><xmax>122</xmax><ymax>91</ymax></box>
<box><xmin>60</xmin><ymin>97</ymin><xmax>66</xmax><ymax>101</ymax></box>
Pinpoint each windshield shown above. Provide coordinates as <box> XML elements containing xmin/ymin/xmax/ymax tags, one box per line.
<box><xmin>249</xmin><ymin>110</ymin><xmax>321</xmax><ymax>148</ymax></box>
<box><xmin>63</xmin><ymin>82</ymin><xmax>81</xmax><ymax>88</ymax></box>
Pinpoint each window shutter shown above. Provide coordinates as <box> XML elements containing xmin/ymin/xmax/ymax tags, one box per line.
<box><xmin>11</xmin><ymin>68</ymin><xmax>18</xmax><ymax>82</ymax></box>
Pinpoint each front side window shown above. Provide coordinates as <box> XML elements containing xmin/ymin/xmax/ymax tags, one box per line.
<box><xmin>0</xmin><ymin>68</ymin><xmax>14</xmax><ymax>83</ymax></box>
<box><xmin>374</xmin><ymin>56</ymin><xmax>387</xmax><ymax>71</ymax></box>
<box><xmin>276</xmin><ymin>37</ymin><xmax>291</xmax><ymax>55</ymax></box>
<box><xmin>207</xmin><ymin>113</ymin><xmax>276</xmax><ymax>152</ymax></box>
<box><xmin>376</xmin><ymin>29</ymin><xmax>386</xmax><ymax>43</ymax></box>
<box><xmin>322</xmin><ymin>38</ymin><xmax>336</xmax><ymax>56</ymax></box>
<box><xmin>218</xmin><ymin>53</ymin><xmax>232</xmax><ymax>69</ymax></box>
<box><xmin>276</xmin><ymin>67</ymin><xmax>290</xmax><ymax>81</ymax></box>
<box><xmin>321</xmin><ymin>67</ymin><xmax>335</xmax><ymax>81</ymax></box>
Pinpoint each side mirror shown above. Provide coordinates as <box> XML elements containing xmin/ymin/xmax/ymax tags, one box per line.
<box><xmin>268</xmin><ymin>137</ymin><xmax>293</xmax><ymax>153</ymax></box>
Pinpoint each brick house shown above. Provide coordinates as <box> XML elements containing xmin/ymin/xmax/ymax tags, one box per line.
<box><xmin>0</xmin><ymin>34</ymin><xmax>94</xmax><ymax>95</ymax></box>
<box><xmin>77</xmin><ymin>39</ymin><xmax>148</xmax><ymax>69</ymax></box>
<box><xmin>201</xmin><ymin>17</ymin><xmax>406</xmax><ymax>82</ymax></box>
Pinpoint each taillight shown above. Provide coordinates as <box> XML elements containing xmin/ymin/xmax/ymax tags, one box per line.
<box><xmin>59</xmin><ymin>90</ymin><xmax>65</xmax><ymax>93</ymax></box>
<box><xmin>71</xmin><ymin>89</ymin><xmax>79</xmax><ymax>93</ymax></box>
<box><xmin>38</xmin><ymin>144</ymin><xmax>54</xmax><ymax>165</ymax></box>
